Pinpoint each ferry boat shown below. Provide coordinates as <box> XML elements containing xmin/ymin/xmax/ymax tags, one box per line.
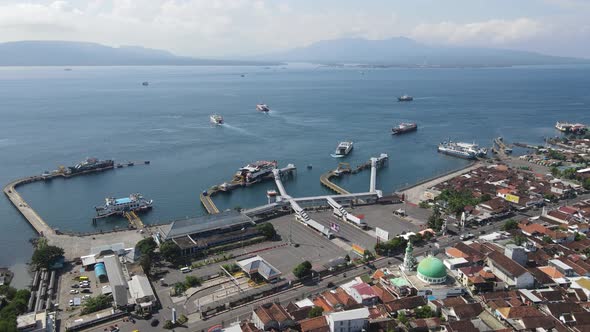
<box><xmin>437</xmin><ymin>141</ymin><xmax>486</xmax><ymax>160</ymax></box>
<box><xmin>95</xmin><ymin>193</ymin><xmax>153</xmax><ymax>217</ymax></box>
<box><xmin>332</xmin><ymin>141</ymin><xmax>354</xmax><ymax>158</ymax></box>
<box><xmin>210</xmin><ymin>114</ymin><xmax>224</xmax><ymax>125</ymax></box>
<box><xmin>398</xmin><ymin>95</ymin><xmax>413</xmax><ymax>102</ymax></box>
<box><xmin>256</xmin><ymin>104</ymin><xmax>270</xmax><ymax>112</ymax></box>
<box><xmin>142</xmin><ymin>81</ymin><xmax>149</xmax><ymax>86</ymax></box>
<box><xmin>67</xmin><ymin>158</ymin><xmax>114</xmax><ymax>175</ymax></box>
<box><xmin>555</xmin><ymin>121</ymin><xmax>586</xmax><ymax>133</ymax></box>
<box><xmin>235</xmin><ymin>160</ymin><xmax>278</xmax><ymax>184</ymax></box>
<box><xmin>392</xmin><ymin>122</ymin><xmax>418</xmax><ymax>135</ymax></box>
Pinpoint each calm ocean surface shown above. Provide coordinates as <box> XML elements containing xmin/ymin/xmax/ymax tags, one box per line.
<box><xmin>1</xmin><ymin>64</ymin><xmax>589</xmax><ymax>286</ymax></box>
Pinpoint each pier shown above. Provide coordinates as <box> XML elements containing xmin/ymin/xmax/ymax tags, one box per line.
<box><xmin>200</xmin><ymin>164</ymin><xmax>296</xmax><ymax>215</ymax></box>
<box><xmin>320</xmin><ymin>154</ymin><xmax>388</xmax><ymax>195</ymax></box>
<box><xmin>3</xmin><ymin>176</ymin><xmax>55</xmax><ymax>235</ymax></box>
<box><xmin>124</xmin><ymin>211</ymin><xmax>145</xmax><ymax>229</ymax></box>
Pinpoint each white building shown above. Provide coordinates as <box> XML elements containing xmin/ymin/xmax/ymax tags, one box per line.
<box><xmin>487</xmin><ymin>251</ymin><xmax>534</xmax><ymax>289</ymax></box>
<box><xmin>326</xmin><ymin>307</ymin><xmax>369</xmax><ymax>332</ymax></box>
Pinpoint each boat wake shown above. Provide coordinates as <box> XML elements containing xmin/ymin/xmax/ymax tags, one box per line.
<box><xmin>330</xmin><ymin>154</ymin><xmax>345</xmax><ymax>158</ymax></box>
<box><xmin>223</xmin><ymin>123</ymin><xmax>260</xmax><ymax>138</ymax></box>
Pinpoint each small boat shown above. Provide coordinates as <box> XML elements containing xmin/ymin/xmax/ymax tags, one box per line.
<box><xmin>127</xmin><ymin>162</ymin><xmax>134</xmax><ymax>166</ymax></box>
<box><xmin>116</xmin><ymin>164</ymin><xmax>123</xmax><ymax>168</ymax></box>
<box><xmin>398</xmin><ymin>95</ymin><xmax>413</xmax><ymax>102</ymax></box>
<box><xmin>331</xmin><ymin>141</ymin><xmax>353</xmax><ymax>158</ymax></box>
<box><xmin>241</xmin><ymin>74</ymin><xmax>245</xmax><ymax>77</ymax></box>
<box><xmin>256</xmin><ymin>104</ymin><xmax>270</xmax><ymax>112</ymax></box>
<box><xmin>266</xmin><ymin>189</ymin><xmax>278</xmax><ymax>197</ymax></box>
<box><xmin>210</xmin><ymin>114</ymin><xmax>224</xmax><ymax>125</ymax></box>
<box><xmin>142</xmin><ymin>81</ymin><xmax>149</xmax><ymax>86</ymax></box>
<box><xmin>144</xmin><ymin>161</ymin><xmax>150</xmax><ymax>165</ymax></box>
<box><xmin>392</xmin><ymin>122</ymin><xmax>418</xmax><ymax>135</ymax></box>
<box><xmin>307</xmin><ymin>164</ymin><xmax>313</xmax><ymax>169</ymax></box>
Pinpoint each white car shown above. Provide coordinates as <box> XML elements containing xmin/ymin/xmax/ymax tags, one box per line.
<box><xmin>70</xmin><ymin>289</ymin><xmax>79</xmax><ymax>294</ymax></box>
<box><xmin>69</xmin><ymin>299</ymin><xmax>74</xmax><ymax>306</ymax></box>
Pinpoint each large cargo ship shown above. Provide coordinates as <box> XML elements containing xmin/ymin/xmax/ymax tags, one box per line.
<box><xmin>392</xmin><ymin>122</ymin><xmax>417</xmax><ymax>135</ymax></box>
<box><xmin>67</xmin><ymin>158</ymin><xmax>114</xmax><ymax>175</ymax></box>
<box><xmin>437</xmin><ymin>141</ymin><xmax>486</xmax><ymax>160</ymax></box>
<box><xmin>95</xmin><ymin>193</ymin><xmax>153</xmax><ymax>217</ymax></box>
<box><xmin>234</xmin><ymin>160</ymin><xmax>278</xmax><ymax>184</ymax></box>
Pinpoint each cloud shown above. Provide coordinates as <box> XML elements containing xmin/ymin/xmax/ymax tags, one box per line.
<box><xmin>411</xmin><ymin>18</ymin><xmax>543</xmax><ymax>45</ymax></box>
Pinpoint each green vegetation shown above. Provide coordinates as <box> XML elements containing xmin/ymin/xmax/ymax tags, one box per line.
<box><xmin>542</xmin><ymin>235</ymin><xmax>553</xmax><ymax>244</ymax></box>
<box><xmin>191</xmin><ymin>253</ymin><xmax>235</xmax><ymax>269</ymax></box>
<box><xmin>256</xmin><ymin>223</ymin><xmax>276</xmax><ymax>240</ymax></box>
<box><xmin>436</xmin><ymin>189</ymin><xmax>482</xmax><ymax>216</ymax></box>
<box><xmin>418</xmin><ymin>201</ymin><xmax>430</xmax><ymax>209</ymax></box>
<box><xmin>344</xmin><ymin>254</ymin><xmax>351</xmax><ymax>262</ymax></box>
<box><xmin>375</xmin><ymin>236</ymin><xmax>407</xmax><ymax>256</ymax></box>
<box><xmin>173</xmin><ymin>282</ymin><xmax>187</xmax><ymax>295</ymax></box>
<box><xmin>502</xmin><ymin>219</ymin><xmax>519</xmax><ymax>231</ymax></box>
<box><xmin>163</xmin><ymin>320</ymin><xmax>175</xmax><ymax>329</ymax></box>
<box><xmin>221</xmin><ymin>263</ymin><xmax>241</xmax><ymax>273</ymax></box>
<box><xmin>513</xmin><ymin>235</ymin><xmax>527</xmax><ymax>246</ymax></box>
<box><xmin>427</xmin><ymin>205</ymin><xmax>444</xmax><ymax>231</ymax></box>
<box><xmin>81</xmin><ymin>294</ymin><xmax>112</xmax><ymax>315</ymax></box>
<box><xmin>363</xmin><ymin>250</ymin><xmax>375</xmax><ymax>262</ymax></box>
<box><xmin>139</xmin><ymin>254</ymin><xmax>152</xmax><ymax>276</ymax></box>
<box><xmin>135</xmin><ymin>237</ymin><xmax>157</xmax><ymax>257</ymax></box>
<box><xmin>160</xmin><ymin>241</ymin><xmax>181</xmax><ymax>264</ymax></box>
<box><xmin>397</xmin><ymin>311</ymin><xmax>408</xmax><ymax>325</ymax></box>
<box><xmin>308</xmin><ymin>306</ymin><xmax>324</xmax><ymax>318</ymax></box>
<box><xmin>293</xmin><ymin>261</ymin><xmax>312</xmax><ymax>279</ymax></box>
<box><xmin>548</xmin><ymin>149</ymin><xmax>566</xmax><ymax>161</ymax></box>
<box><xmin>31</xmin><ymin>240</ymin><xmax>64</xmax><ymax>270</ymax></box>
<box><xmin>0</xmin><ymin>286</ymin><xmax>30</xmax><ymax>332</ymax></box>
<box><xmin>184</xmin><ymin>276</ymin><xmax>202</xmax><ymax>288</ymax></box>
<box><xmin>584</xmin><ymin>178</ymin><xmax>590</xmax><ymax>191</ymax></box>
<box><xmin>575</xmin><ymin>232</ymin><xmax>585</xmax><ymax>241</ymax></box>
<box><xmin>414</xmin><ymin>305</ymin><xmax>435</xmax><ymax>319</ymax></box>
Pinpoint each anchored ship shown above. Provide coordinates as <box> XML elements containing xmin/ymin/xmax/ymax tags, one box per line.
<box><xmin>95</xmin><ymin>193</ymin><xmax>153</xmax><ymax>218</ymax></box>
<box><xmin>256</xmin><ymin>104</ymin><xmax>270</xmax><ymax>112</ymax></box>
<box><xmin>392</xmin><ymin>122</ymin><xmax>418</xmax><ymax>135</ymax></box>
<box><xmin>398</xmin><ymin>95</ymin><xmax>413</xmax><ymax>102</ymax></box>
<box><xmin>67</xmin><ymin>158</ymin><xmax>114</xmax><ymax>175</ymax></box>
<box><xmin>234</xmin><ymin>160</ymin><xmax>278</xmax><ymax>184</ymax></box>
<box><xmin>332</xmin><ymin>141</ymin><xmax>354</xmax><ymax>158</ymax></box>
<box><xmin>210</xmin><ymin>114</ymin><xmax>224</xmax><ymax>125</ymax></box>
<box><xmin>555</xmin><ymin>121</ymin><xmax>586</xmax><ymax>133</ymax></box>
<box><xmin>438</xmin><ymin>141</ymin><xmax>486</xmax><ymax>160</ymax></box>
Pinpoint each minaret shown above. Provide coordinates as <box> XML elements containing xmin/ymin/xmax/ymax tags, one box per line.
<box><xmin>402</xmin><ymin>240</ymin><xmax>417</xmax><ymax>271</ymax></box>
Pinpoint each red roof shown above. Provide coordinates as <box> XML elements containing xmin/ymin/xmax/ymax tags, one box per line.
<box><xmin>351</xmin><ymin>283</ymin><xmax>378</xmax><ymax>299</ymax></box>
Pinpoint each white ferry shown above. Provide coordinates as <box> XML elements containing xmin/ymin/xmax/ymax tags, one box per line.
<box><xmin>256</xmin><ymin>104</ymin><xmax>270</xmax><ymax>112</ymax></box>
<box><xmin>95</xmin><ymin>193</ymin><xmax>153</xmax><ymax>217</ymax></box>
<box><xmin>210</xmin><ymin>114</ymin><xmax>224</xmax><ymax>125</ymax></box>
<box><xmin>332</xmin><ymin>141</ymin><xmax>354</xmax><ymax>158</ymax></box>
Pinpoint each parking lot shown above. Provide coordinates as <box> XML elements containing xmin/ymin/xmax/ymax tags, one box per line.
<box><xmin>57</xmin><ymin>263</ymin><xmax>102</xmax><ymax>317</ymax></box>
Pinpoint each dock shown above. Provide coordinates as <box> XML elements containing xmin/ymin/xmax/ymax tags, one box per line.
<box><xmin>320</xmin><ymin>154</ymin><xmax>388</xmax><ymax>195</ymax></box>
<box><xmin>124</xmin><ymin>211</ymin><xmax>145</xmax><ymax>229</ymax></box>
<box><xmin>3</xmin><ymin>176</ymin><xmax>55</xmax><ymax>235</ymax></box>
<box><xmin>199</xmin><ymin>164</ymin><xmax>296</xmax><ymax>215</ymax></box>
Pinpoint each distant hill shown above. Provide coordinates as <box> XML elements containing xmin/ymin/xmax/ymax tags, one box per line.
<box><xmin>0</xmin><ymin>41</ymin><xmax>279</xmax><ymax>66</ymax></box>
<box><xmin>263</xmin><ymin>37</ymin><xmax>588</xmax><ymax>67</ymax></box>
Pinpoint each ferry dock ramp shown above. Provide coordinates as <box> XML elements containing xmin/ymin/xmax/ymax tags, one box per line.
<box><xmin>320</xmin><ymin>153</ymin><xmax>388</xmax><ymax>195</ymax></box>
<box><xmin>200</xmin><ymin>164</ymin><xmax>296</xmax><ymax>215</ymax></box>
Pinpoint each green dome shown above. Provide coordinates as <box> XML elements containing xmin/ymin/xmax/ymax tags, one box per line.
<box><xmin>417</xmin><ymin>256</ymin><xmax>446</xmax><ymax>279</ymax></box>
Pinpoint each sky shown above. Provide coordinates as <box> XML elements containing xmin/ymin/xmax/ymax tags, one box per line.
<box><xmin>0</xmin><ymin>0</ymin><xmax>589</xmax><ymax>58</ymax></box>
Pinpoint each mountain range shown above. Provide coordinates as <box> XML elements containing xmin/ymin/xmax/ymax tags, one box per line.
<box><xmin>0</xmin><ymin>41</ymin><xmax>278</xmax><ymax>66</ymax></box>
<box><xmin>0</xmin><ymin>38</ymin><xmax>587</xmax><ymax>67</ymax></box>
<box><xmin>262</xmin><ymin>37</ymin><xmax>588</xmax><ymax>67</ymax></box>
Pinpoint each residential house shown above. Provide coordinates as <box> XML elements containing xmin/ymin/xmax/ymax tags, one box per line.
<box><xmin>487</xmin><ymin>251</ymin><xmax>534</xmax><ymax>289</ymax></box>
<box><xmin>252</xmin><ymin>303</ymin><xmax>296</xmax><ymax>331</ymax></box>
<box><xmin>326</xmin><ymin>307</ymin><xmax>369</xmax><ymax>332</ymax></box>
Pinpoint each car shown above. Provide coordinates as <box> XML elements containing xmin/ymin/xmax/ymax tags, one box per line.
<box><xmin>70</xmin><ymin>289</ymin><xmax>79</xmax><ymax>294</ymax></box>
<box><xmin>71</xmin><ymin>284</ymin><xmax>80</xmax><ymax>288</ymax></box>
<box><xmin>80</xmin><ymin>284</ymin><xmax>90</xmax><ymax>288</ymax></box>
<box><xmin>151</xmin><ymin>319</ymin><xmax>159</xmax><ymax>327</ymax></box>
<box><xmin>81</xmin><ymin>289</ymin><xmax>92</xmax><ymax>293</ymax></box>
<box><xmin>69</xmin><ymin>299</ymin><xmax>74</xmax><ymax>306</ymax></box>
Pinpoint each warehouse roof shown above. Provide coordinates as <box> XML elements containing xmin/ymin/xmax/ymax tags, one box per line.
<box><xmin>160</xmin><ymin>210</ymin><xmax>254</xmax><ymax>240</ymax></box>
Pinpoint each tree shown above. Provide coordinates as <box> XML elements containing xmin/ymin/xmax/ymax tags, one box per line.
<box><xmin>363</xmin><ymin>250</ymin><xmax>375</xmax><ymax>262</ymax></box>
<box><xmin>81</xmin><ymin>295</ymin><xmax>112</xmax><ymax>315</ymax></box>
<box><xmin>584</xmin><ymin>178</ymin><xmax>590</xmax><ymax>191</ymax></box>
<box><xmin>293</xmin><ymin>261</ymin><xmax>312</xmax><ymax>279</ymax></box>
<box><xmin>502</xmin><ymin>219</ymin><xmax>519</xmax><ymax>231</ymax></box>
<box><xmin>415</xmin><ymin>306</ymin><xmax>434</xmax><ymax>319</ymax></box>
<box><xmin>480</xmin><ymin>194</ymin><xmax>492</xmax><ymax>202</ymax></box>
<box><xmin>308</xmin><ymin>306</ymin><xmax>324</xmax><ymax>318</ymax></box>
<box><xmin>344</xmin><ymin>254</ymin><xmax>351</xmax><ymax>262</ymax></box>
<box><xmin>575</xmin><ymin>232</ymin><xmax>585</xmax><ymax>241</ymax></box>
<box><xmin>542</xmin><ymin>235</ymin><xmax>553</xmax><ymax>244</ymax></box>
<box><xmin>31</xmin><ymin>244</ymin><xmax>64</xmax><ymax>269</ymax></box>
<box><xmin>160</xmin><ymin>241</ymin><xmax>181</xmax><ymax>263</ymax></box>
<box><xmin>139</xmin><ymin>254</ymin><xmax>152</xmax><ymax>276</ymax></box>
<box><xmin>256</xmin><ymin>223</ymin><xmax>276</xmax><ymax>240</ymax></box>
<box><xmin>513</xmin><ymin>235</ymin><xmax>527</xmax><ymax>246</ymax></box>
<box><xmin>427</xmin><ymin>205</ymin><xmax>444</xmax><ymax>231</ymax></box>
<box><xmin>135</xmin><ymin>237</ymin><xmax>157</xmax><ymax>257</ymax></box>
<box><xmin>397</xmin><ymin>311</ymin><xmax>408</xmax><ymax>325</ymax></box>
<box><xmin>184</xmin><ymin>276</ymin><xmax>202</xmax><ymax>288</ymax></box>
